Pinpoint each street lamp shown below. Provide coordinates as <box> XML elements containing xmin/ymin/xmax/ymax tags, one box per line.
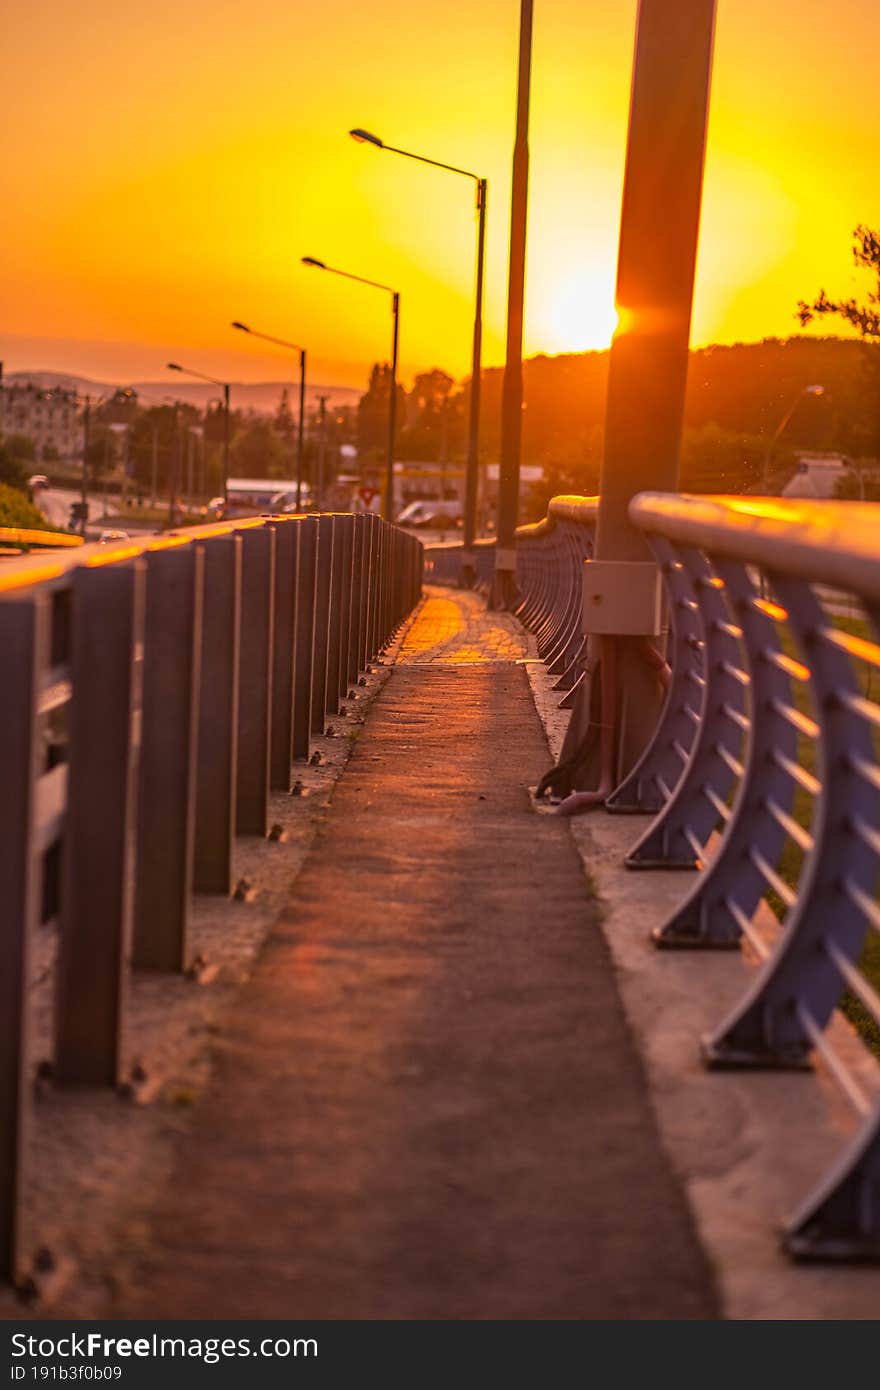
<box><xmin>762</xmin><ymin>384</ymin><xmax>826</xmax><ymax>492</ymax></box>
<box><xmin>493</xmin><ymin>0</ymin><xmax>534</xmax><ymax>608</ymax></box>
<box><xmin>231</xmin><ymin>321</ymin><xmax>307</xmax><ymax>510</ymax></box>
<box><xmin>349</xmin><ymin>128</ymin><xmax>487</xmax><ymax>583</ymax></box>
<box><xmin>166</xmin><ymin>362</ymin><xmax>231</xmax><ymax>505</ymax></box>
<box><xmin>302</xmin><ymin>256</ymin><xmax>399</xmax><ymax>521</ymax></box>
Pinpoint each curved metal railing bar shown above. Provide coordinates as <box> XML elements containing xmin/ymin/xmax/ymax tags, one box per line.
<box><xmin>629</xmin><ymin>491</ymin><xmax>880</xmax><ymax>1260</ymax></box>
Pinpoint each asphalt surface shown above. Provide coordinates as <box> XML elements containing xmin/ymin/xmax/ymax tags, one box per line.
<box><xmin>105</xmin><ymin>597</ymin><xmax>719</xmax><ymax>1319</ymax></box>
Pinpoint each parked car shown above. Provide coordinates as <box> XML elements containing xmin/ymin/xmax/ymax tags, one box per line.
<box><xmin>97</xmin><ymin>529</ymin><xmax>131</xmax><ymax>544</ymax></box>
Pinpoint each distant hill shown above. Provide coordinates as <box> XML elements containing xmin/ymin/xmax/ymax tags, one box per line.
<box><xmin>1</xmin><ymin>369</ymin><xmax>360</xmax><ymax>415</ymax></box>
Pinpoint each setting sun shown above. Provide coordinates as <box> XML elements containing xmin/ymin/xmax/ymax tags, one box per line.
<box><xmin>539</xmin><ymin>269</ymin><xmax>620</xmax><ymax>353</ymax></box>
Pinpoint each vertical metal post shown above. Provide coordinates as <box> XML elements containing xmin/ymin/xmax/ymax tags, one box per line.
<box><xmin>193</xmin><ymin>532</ymin><xmax>241</xmax><ymax>894</ymax></box>
<box><xmin>150</xmin><ymin>426</ymin><xmax>158</xmax><ymax>508</ymax></box>
<box><xmin>596</xmin><ymin>0</ymin><xmax>716</xmax><ymax>567</ymax></box>
<box><xmin>269</xmin><ymin>519</ymin><xmax>298</xmax><ymax>791</ymax></box>
<box><xmin>462</xmin><ymin>177</ymin><xmax>487</xmax><ymax>588</ymax></box>
<box><xmin>292</xmin><ymin>516</ymin><xmax>318</xmax><ymax>759</ymax></box>
<box><xmin>350</xmin><ymin>515</ymin><xmax>366</xmax><ymax>685</ymax></box>
<box><xmin>366</xmin><ymin>514</ymin><xmax>380</xmax><ymax>663</ymax></box>
<box><xmin>335</xmin><ymin>514</ymin><xmax>355</xmax><ymax>703</ymax></box>
<box><xmin>296</xmin><ymin>350</ymin><xmax>306</xmax><ymax>512</ymax></box>
<box><xmin>222</xmin><ymin>382</ymin><xmax>231</xmax><ymax>508</ymax></box>
<box><xmin>80</xmin><ymin>397</ymin><xmax>90</xmax><ymax>537</ymax></box>
<box><xmin>547</xmin><ymin>0</ymin><xmax>717</xmax><ymax>807</ymax></box>
<box><xmin>596</xmin><ymin>0</ymin><xmax>717</xmax><ymax>774</ymax></box>
<box><xmin>310</xmin><ymin>515</ymin><xmax>334</xmax><ymax>735</ymax></box>
<box><xmin>383</xmin><ymin>295</ymin><xmax>400</xmax><ymax>522</ymax></box>
<box><xmin>0</xmin><ymin>595</ymin><xmax>46</xmax><ymax>1281</ymax></box>
<box><xmin>492</xmin><ymin>0</ymin><xmax>534</xmax><ymax>608</ymax></box>
<box><xmin>236</xmin><ymin>525</ymin><xmax>275</xmax><ymax>836</ymax></box>
<box><xmin>55</xmin><ymin>560</ymin><xmax>145</xmax><ymax>1086</ymax></box>
<box><xmin>316</xmin><ymin>395</ymin><xmax>328</xmax><ymax>510</ymax></box>
<box><xmin>133</xmin><ymin>545</ymin><xmax>204</xmax><ymax>971</ymax></box>
<box><xmin>325</xmin><ymin>515</ymin><xmax>344</xmax><ymax>716</ymax></box>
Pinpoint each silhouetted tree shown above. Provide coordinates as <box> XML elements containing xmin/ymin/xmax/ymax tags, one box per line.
<box><xmin>274</xmin><ymin>388</ymin><xmax>296</xmax><ymax>445</ymax></box>
<box><xmin>357</xmin><ymin>364</ymin><xmax>405</xmax><ymax>456</ymax></box>
<box><xmin>798</xmin><ymin>225</ymin><xmax>880</xmax><ymax>458</ymax></box>
<box><xmin>229</xmin><ymin>417</ymin><xmax>289</xmax><ymax>479</ymax></box>
<box><xmin>0</xmin><ymin>433</ymin><xmax>35</xmax><ymax>488</ymax></box>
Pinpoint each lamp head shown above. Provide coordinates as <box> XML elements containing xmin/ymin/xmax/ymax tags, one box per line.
<box><xmin>301</xmin><ymin>257</ymin><xmax>326</xmax><ymax>269</ymax></box>
<box><xmin>167</xmin><ymin>362</ymin><xmax>183</xmax><ymax>372</ymax></box>
<box><xmin>349</xmin><ymin>128</ymin><xmax>383</xmax><ymax>148</ymax></box>
<box><xmin>231</xmin><ymin>321</ymin><xmax>250</xmax><ymax>333</ymax></box>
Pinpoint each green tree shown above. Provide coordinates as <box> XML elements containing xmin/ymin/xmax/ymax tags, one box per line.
<box><xmin>357</xmin><ymin>364</ymin><xmax>405</xmax><ymax>456</ymax></box>
<box><xmin>0</xmin><ymin>481</ymin><xmax>52</xmax><ymax>532</ymax></box>
<box><xmin>275</xmin><ymin>388</ymin><xmax>296</xmax><ymax>445</ymax></box>
<box><xmin>229</xmin><ymin>417</ymin><xmax>288</xmax><ymax>478</ymax></box>
<box><xmin>0</xmin><ymin>433</ymin><xmax>36</xmax><ymax>488</ymax></box>
<box><xmin>798</xmin><ymin>225</ymin><xmax>880</xmax><ymax>458</ymax></box>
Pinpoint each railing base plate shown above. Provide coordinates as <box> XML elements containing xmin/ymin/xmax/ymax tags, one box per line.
<box><xmin>652</xmin><ymin>926</ymin><xmax>740</xmax><ymax>950</ymax></box>
<box><xmin>702</xmin><ymin>1037</ymin><xmax>813</xmax><ymax>1072</ymax></box>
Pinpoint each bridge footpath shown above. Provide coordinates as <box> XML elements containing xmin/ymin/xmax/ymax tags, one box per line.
<box><xmin>94</xmin><ymin>588</ymin><xmax>717</xmax><ymax>1320</ymax></box>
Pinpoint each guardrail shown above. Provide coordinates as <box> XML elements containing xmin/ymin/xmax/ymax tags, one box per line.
<box><xmin>428</xmin><ymin>491</ymin><xmax>880</xmax><ymax>1260</ymax></box>
<box><xmin>0</xmin><ymin>528</ymin><xmax>84</xmax><ymax>551</ymax></box>
<box><xmin>619</xmin><ymin>493</ymin><xmax>880</xmax><ymax>1261</ymax></box>
<box><xmin>1</xmin><ymin>510</ymin><xmax>422</xmax><ymax>1288</ymax></box>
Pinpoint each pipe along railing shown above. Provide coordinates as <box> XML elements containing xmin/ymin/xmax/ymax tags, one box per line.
<box><xmin>427</xmin><ymin>494</ymin><xmax>880</xmax><ymax>1260</ymax></box>
<box><xmin>1</xmin><ymin>511</ymin><xmax>422</xmax><ymax>1288</ymax></box>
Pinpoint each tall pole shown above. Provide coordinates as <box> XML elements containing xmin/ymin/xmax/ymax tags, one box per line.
<box><xmin>317</xmin><ymin>394</ymin><xmax>328</xmax><ymax>510</ymax></box>
<box><xmin>80</xmin><ymin>396</ymin><xmax>90</xmax><ymax>538</ymax></box>
<box><xmin>383</xmin><ymin>292</ymin><xmax>400</xmax><ymax>522</ymax></box>
<box><xmin>150</xmin><ymin>426</ymin><xmax>158</xmax><ymax>507</ymax></box>
<box><xmin>492</xmin><ymin>0</ymin><xmax>534</xmax><ymax>608</ymax></box>
<box><xmin>552</xmin><ymin>0</ymin><xmax>717</xmax><ymax>809</ymax></box>
<box><xmin>296</xmin><ymin>349</ymin><xmax>306</xmax><ymax>510</ymax></box>
<box><xmin>462</xmin><ymin>177</ymin><xmax>488</xmax><ymax>587</ymax></box>
<box><xmin>168</xmin><ymin>404</ymin><xmax>180</xmax><ymax>527</ymax></box>
<box><xmin>222</xmin><ymin>382</ymin><xmax>230</xmax><ymax>507</ymax></box>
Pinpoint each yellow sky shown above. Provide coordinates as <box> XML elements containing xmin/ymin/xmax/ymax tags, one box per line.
<box><xmin>2</xmin><ymin>0</ymin><xmax>879</xmax><ymax>388</ymax></box>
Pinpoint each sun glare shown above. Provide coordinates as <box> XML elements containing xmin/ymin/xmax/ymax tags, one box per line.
<box><xmin>540</xmin><ymin>272</ymin><xmax>619</xmax><ymax>354</ymax></box>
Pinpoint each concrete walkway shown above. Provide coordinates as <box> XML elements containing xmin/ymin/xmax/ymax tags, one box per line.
<box><xmin>110</xmin><ymin>588</ymin><xmax>719</xmax><ymax>1319</ymax></box>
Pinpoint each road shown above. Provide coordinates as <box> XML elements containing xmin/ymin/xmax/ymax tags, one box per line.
<box><xmin>38</xmin><ymin>485</ymin><xmax>130</xmax><ymax>538</ymax></box>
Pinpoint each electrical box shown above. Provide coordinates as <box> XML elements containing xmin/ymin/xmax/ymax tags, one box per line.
<box><xmin>582</xmin><ymin>559</ymin><xmax>665</xmax><ymax>637</ymax></box>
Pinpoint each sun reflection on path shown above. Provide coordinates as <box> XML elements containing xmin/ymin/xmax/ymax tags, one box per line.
<box><xmin>398</xmin><ymin>587</ymin><xmax>528</xmax><ymax>664</ymax></box>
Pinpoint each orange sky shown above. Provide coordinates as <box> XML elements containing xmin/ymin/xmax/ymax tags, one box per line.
<box><xmin>2</xmin><ymin>0</ymin><xmax>879</xmax><ymax>389</ymax></box>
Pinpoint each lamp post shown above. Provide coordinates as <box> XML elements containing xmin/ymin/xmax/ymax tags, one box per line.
<box><xmin>231</xmin><ymin>322</ymin><xmax>307</xmax><ymax>509</ymax></box>
<box><xmin>166</xmin><ymin>363</ymin><xmax>231</xmax><ymax>506</ymax></box>
<box><xmin>80</xmin><ymin>395</ymin><xmax>91</xmax><ymax>537</ymax></box>
<box><xmin>302</xmin><ymin>256</ymin><xmax>399</xmax><ymax>521</ymax></box>
<box><xmin>72</xmin><ymin>392</ymin><xmax>106</xmax><ymax>536</ymax></box>
<box><xmin>492</xmin><ymin>0</ymin><xmax>534</xmax><ymax>609</ymax></box>
<box><xmin>762</xmin><ymin>384</ymin><xmax>825</xmax><ymax>492</ymax></box>
<box><xmin>350</xmin><ymin>128</ymin><xmax>487</xmax><ymax>581</ymax></box>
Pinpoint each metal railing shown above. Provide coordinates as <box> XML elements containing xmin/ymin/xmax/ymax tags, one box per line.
<box><xmin>1</xmin><ymin>511</ymin><xmax>422</xmax><ymax>1287</ymax></box>
<box><xmin>429</xmin><ymin>491</ymin><xmax>880</xmax><ymax>1260</ymax></box>
<box><xmin>619</xmin><ymin>493</ymin><xmax>880</xmax><ymax>1261</ymax></box>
